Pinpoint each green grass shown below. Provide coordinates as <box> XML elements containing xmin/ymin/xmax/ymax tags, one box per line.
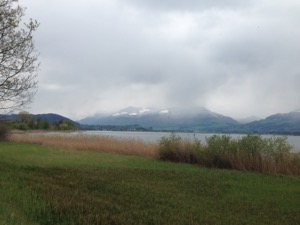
<box><xmin>1</xmin><ymin>142</ymin><xmax>300</xmax><ymax>225</ymax></box>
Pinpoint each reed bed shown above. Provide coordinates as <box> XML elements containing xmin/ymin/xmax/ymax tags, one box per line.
<box><xmin>9</xmin><ymin>134</ymin><xmax>158</xmax><ymax>158</ymax></box>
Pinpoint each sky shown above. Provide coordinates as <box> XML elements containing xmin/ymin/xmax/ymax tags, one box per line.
<box><xmin>20</xmin><ymin>0</ymin><xmax>300</xmax><ymax>120</ymax></box>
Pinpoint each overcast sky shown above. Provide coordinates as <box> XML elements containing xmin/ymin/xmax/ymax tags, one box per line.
<box><xmin>20</xmin><ymin>0</ymin><xmax>300</xmax><ymax>120</ymax></box>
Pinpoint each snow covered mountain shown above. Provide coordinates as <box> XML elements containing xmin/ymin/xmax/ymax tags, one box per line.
<box><xmin>78</xmin><ymin>106</ymin><xmax>240</xmax><ymax>132</ymax></box>
<box><xmin>112</xmin><ymin>107</ymin><xmax>157</xmax><ymax>117</ymax></box>
<box><xmin>78</xmin><ymin>107</ymin><xmax>300</xmax><ymax>133</ymax></box>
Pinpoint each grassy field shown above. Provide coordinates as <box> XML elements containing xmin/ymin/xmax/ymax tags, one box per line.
<box><xmin>1</xmin><ymin>141</ymin><xmax>300</xmax><ymax>225</ymax></box>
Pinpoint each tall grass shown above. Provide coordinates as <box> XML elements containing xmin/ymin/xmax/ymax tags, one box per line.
<box><xmin>9</xmin><ymin>134</ymin><xmax>158</xmax><ymax>158</ymax></box>
<box><xmin>158</xmin><ymin>134</ymin><xmax>300</xmax><ymax>175</ymax></box>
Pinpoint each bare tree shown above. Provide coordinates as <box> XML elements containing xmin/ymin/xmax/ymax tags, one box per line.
<box><xmin>0</xmin><ymin>0</ymin><xmax>39</xmax><ymax>114</ymax></box>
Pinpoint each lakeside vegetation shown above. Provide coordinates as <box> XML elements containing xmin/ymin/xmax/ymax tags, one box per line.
<box><xmin>1</xmin><ymin>141</ymin><xmax>300</xmax><ymax>225</ymax></box>
<box><xmin>10</xmin><ymin>133</ymin><xmax>157</xmax><ymax>158</ymax></box>
<box><xmin>158</xmin><ymin>134</ymin><xmax>300</xmax><ymax>176</ymax></box>
<box><xmin>9</xmin><ymin>132</ymin><xmax>300</xmax><ymax>176</ymax></box>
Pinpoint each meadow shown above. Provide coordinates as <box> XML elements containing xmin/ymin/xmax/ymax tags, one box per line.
<box><xmin>1</xmin><ymin>138</ymin><xmax>300</xmax><ymax>225</ymax></box>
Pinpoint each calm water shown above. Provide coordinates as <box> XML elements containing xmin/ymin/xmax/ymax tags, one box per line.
<box><xmin>31</xmin><ymin>130</ymin><xmax>300</xmax><ymax>151</ymax></box>
<box><xmin>79</xmin><ymin>131</ymin><xmax>300</xmax><ymax>151</ymax></box>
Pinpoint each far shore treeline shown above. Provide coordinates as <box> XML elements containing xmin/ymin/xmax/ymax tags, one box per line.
<box><xmin>0</xmin><ymin>111</ymin><xmax>77</xmax><ymax>131</ymax></box>
<box><xmin>0</xmin><ymin>112</ymin><xmax>152</xmax><ymax>132</ymax></box>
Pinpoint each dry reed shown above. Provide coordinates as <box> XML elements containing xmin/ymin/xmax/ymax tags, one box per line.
<box><xmin>9</xmin><ymin>134</ymin><xmax>158</xmax><ymax>158</ymax></box>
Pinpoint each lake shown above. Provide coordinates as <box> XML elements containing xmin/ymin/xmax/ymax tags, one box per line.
<box><xmin>71</xmin><ymin>131</ymin><xmax>300</xmax><ymax>151</ymax></box>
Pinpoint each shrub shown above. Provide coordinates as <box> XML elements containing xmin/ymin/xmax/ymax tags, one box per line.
<box><xmin>0</xmin><ymin>124</ymin><xmax>10</xmax><ymax>141</ymax></box>
<box><xmin>235</xmin><ymin>135</ymin><xmax>295</xmax><ymax>173</ymax></box>
<box><xmin>238</xmin><ymin>134</ymin><xmax>264</xmax><ymax>156</ymax></box>
<box><xmin>18</xmin><ymin>122</ymin><xmax>30</xmax><ymax>130</ymax></box>
<box><xmin>158</xmin><ymin>133</ymin><xmax>300</xmax><ymax>175</ymax></box>
<box><xmin>205</xmin><ymin>135</ymin><xmax>238</xmax><ymax>169</ymax></box>
<box><xmin>158</xmin><ymin>133</ymin><xmax>184</xmax><ymax>162</ymax></box>
<box><xmin>158</xmin><ymin>133</ymin><xmax>204</xmax><ymax>164</ymax></box>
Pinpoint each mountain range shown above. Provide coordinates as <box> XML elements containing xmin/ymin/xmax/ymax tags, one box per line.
<box><xmin>2</xmin><ymin>108</ymin><xmax>299</xmax><ymax>134</ymax></box>
<box><xmin>78</xmin><ymin>107</ymin><xmax>300</xmax><ymax>134</ymax></box>
<box><xmin>233</xmin><ymin>111</ymin><xmax>300</xmax><ymax>134</ymax></box>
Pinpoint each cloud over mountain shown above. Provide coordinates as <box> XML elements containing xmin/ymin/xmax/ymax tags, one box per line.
<box><xmin>21</xmin><ymin>0</ymin><xmax>300</xmax><ymax>120</ymax></box>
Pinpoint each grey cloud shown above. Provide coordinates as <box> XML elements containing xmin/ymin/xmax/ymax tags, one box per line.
<box><xmin>123</xmin><ymin>0</ymin><xmax>255</xmax><ymax>12</ymax></box>
<box><xmin>21</xmin><ymin>0</ymin><xmax>300</xmax><ymax>119</ymax></box>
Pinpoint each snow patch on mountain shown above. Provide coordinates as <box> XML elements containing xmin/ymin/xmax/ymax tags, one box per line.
<box><xmin>160</xmin><ymin>109</ymin><xmax>169</xmax><ymax>114</ymax></box>
<box><xmin>113</xmin><ymin>112</ymin><xmax>129</xmax><ymax>116</ymax></box>
<box><xmin>139</xmin><ymin>108</ymin><xmax>151</xmax><ymax>114</ymax></box>
<box><xmin>112</xmin><ymin>107</ymin><xmax>155</xmax><ymax>117</ymax></box>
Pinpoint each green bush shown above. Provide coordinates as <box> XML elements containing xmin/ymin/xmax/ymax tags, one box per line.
<box><xmin>205</xmin><ymin>135</ymin><xmax>238</xmax><ymax>169</ymax></box>
<box><xmin>0</xmin><ymin>124</ymin><xmax>10</xmax><ymax>141</ymax></box>
<box><xmin>18</xmin><ymin>122</ymin><xmax>30</xmax><ymax>130</ymax></box>
<box><xmin>266</xmin><ymin>136</ymin><xmax>292</xmax><ymax>161</ymax></box>
<box><xmin>158</xmin><ymin>133</ymin><xmax>184</xmax><ymax>162</ymax></box>
<box><xmin>158</xmin><ymin>133</ymin><xmax>204</xmax><ymax>164</ymax></box>
<box><xmin>238</xmin><ymin>134</ymin><xmax>264</xmax><ymax>156</ymax></box>
<box><xmin>158</xmin><ymin>133</ymin><xmax>300</xmax><ymax>175</ymax></box>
